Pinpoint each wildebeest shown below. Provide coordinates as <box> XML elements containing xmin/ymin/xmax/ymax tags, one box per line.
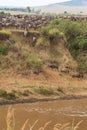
<box><xmin>72</xmin><ymin>73</ymin><xmax>84</xmax><ymax>78</ymax></box>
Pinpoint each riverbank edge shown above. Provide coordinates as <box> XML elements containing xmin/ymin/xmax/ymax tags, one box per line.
<box><xmin>0</xmin><ymin>94</ymin><xmax>87</xmax><ymax>106</ymax></box>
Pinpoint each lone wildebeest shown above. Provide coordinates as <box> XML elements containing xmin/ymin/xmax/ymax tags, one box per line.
<box><xmin>72</xmin><ymin>73</ymin><xmax>84</xmax><ymax>78</ymax></box>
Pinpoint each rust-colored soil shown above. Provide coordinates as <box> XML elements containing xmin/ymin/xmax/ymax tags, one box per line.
<box><xmin>0</xmin><ymin>68</ymin><xmax>87</xmax><ymax>92</ymax></box>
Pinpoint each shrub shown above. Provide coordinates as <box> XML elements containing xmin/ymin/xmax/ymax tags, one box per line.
<box><xmin>0</xmin><ymin>30</ymin><xmax>11</xmax><ymax>40</ymax></box>
<box><xmin>75</xmin><ymin>35</ymin><xmax>87</xmax><ymax>50</ymax></box>
<box><xmin>37</xmin><ymin>24</ymin><xmax>64</xmax><ymax>46</ymax></box>
<box><xmin>77</xmin><ymin>54</ymin><xmax>87</xmax><ymax>73</ymax></box>
<box><xmin>0</xmin><ymin>11</ymin><xmax>5</xmax><ymax>15</ymax></box>
<box><xmin>25</xmin><ymin>54</ymin><xmax>43</xmax><ymax>71</ymax></box>
<box><xmin>50</xmin><ymin>19</ymin><xmax>87</xmax><ymax>73</ymax></box>
<box><xmin>16</xmin><ymin>90</ymin><xmax>30</xmax><ymax>97</ymax></box>
<box><xmin>48</xmin><ymin>28</ymin><xmax>63</xmax><ymax>44</ymax></box>
<box><xmin>6</xmin><ymin>92</ymin><xmax>16</xmax><ymax>100</ymax></box>
<box><xmin>22</xmin><ymin>90</ymin><xmax>30</xmax><ymax>96</ymax></box>
<box><xmin>0</xmin><ymin>44</ymin><xmax>9</xmax><ymax>55</ymax></box>
<box><xmin>0</xmin><ymin>89</ymin><xmax>7</xmax><ymax>97</ymax></box>
<box><xmin>34</xmin><ymin>87</ymin><xmax>54</xmax><ymax>95</ymax></box>
<box><xmin>36</xmin><ymin>37</ymin><xmax>49</xmax><ymax>47</ymax></box>
<box><xmin>0</xmin><ymin>89</ymin><xmax>16</xmax><ymax>100</ymax></box>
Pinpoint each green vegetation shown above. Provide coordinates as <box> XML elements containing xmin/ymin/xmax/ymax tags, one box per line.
<box><xmin>0</xmin><ymin>89</ymin><xmax>30</xmax><ymax>100</ymax></box>
<box><xmin>0</xmin><ymin>30</ymin><xmax>10</xmax><ymax>54</ymax></box>
<box><xmin>33</xmin><ymin>87</ymin><xmax>54</xmax><ymax>95</ymax></box>
<box><xmin>37</xmin><ymin>25</ymin><xmax>64</xmax><ymax>47</ymax></box>
<box><xmin>0</xmin><ymin>89</ymin><xmax>16</xmax><ymax>100</ymax></box>
<box><xmin>23</xmin><ymin>53</ymin><xmax>43</xmax><ymax>72</ymax></box>
<box><xmin>0</xmin><ymin>32</ymin><xmax>43</xmax><ymax>74</ymax></box>
<box><xmin>0</xmin><ymin>11</ymin><xmax>6</xmax><ymax>15</ymax></box>
<box><xmin>0</xmin><ymin>11</ymin><xmax>10</xmax><ymax>15</ymax></box>
<box><xmin>0</xmin><ymin>30</ymin><xmax>11</xmax><ymax>40</ymax></box>
<box><xmin>15</xmin><ymin>90</ymin><xmax>30</xmax><ymax>97</ymax></box>
<box><xmin>6</xmin><ymin>92</ymin><xmax>16</xmax><ymax>100</ymax></box>
<box><xmin>0</xmin><ymin>44</ymin><xmax>9</xmax><ymax>55</ymax></box>
<box><xmin>49</xmin><ymin>19</ymin><xmax>87</xmax><ymax>73</ymax></box>
<box><xmin>0</xmin><ymin>19</ymin><xmax>87</xmax><ymax>74</ymax></box>
<box><xmin>0</xmin><ymin>89</ymin><xmax>7</xmax><ymax>97</ymax></box>
<box><xmin>50</xmin><ymin>19</ymin><xmax>87</xmax><ymax>50</ymax></box>
<box><xmin>37</xmin><ymin>19</ymin><xmax>87</xmax><ymax>73</ymax></box>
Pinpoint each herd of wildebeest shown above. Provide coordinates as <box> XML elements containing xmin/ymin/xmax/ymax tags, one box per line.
<box><xmin>0</xmin><ymin>14</ymin><xmax>87</xmax><ymax>30</ymax></box>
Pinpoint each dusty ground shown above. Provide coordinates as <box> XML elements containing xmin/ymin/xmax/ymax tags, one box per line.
<box><xmin>0</xmin><ymin>68</ymin><xmax>87</xmax><ymax>104</ymax></box>
<box><xmin>0</xmin><ymin>68</ymin><xmax>87</xmax><ymax>90</ymax></box>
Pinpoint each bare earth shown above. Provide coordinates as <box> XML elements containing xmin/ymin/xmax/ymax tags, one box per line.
<box><xmin>0</xmin><ymin>68</ymin><xmax>87</xmax><ymax>104</ymax></box>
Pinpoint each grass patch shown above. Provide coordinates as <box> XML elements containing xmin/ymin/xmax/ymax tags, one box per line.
<box><xmin>33</xmin><ymin>87</ymin><xmax>54</xmax><ymax>95</ymax></box>
<box><xmin>12</xmin><ymin>90</ymin><xmax>30</xmax><ymax>97</ymax></box>
<box><xmin>6</xmin><ymin>92</ymin><xmax>16</xmax><ymax>100</ymax></box>
<box><xmin>24</xmin><ymin>54</ymin><xmax>43</xmax><ymax>72</ymax></box>
<box><xmin>0</xmin><ymin>30</ymin><xmax>11</xmax><ymax>40</ymax></box>
<box><xmin>22</xmin><ymin>90</ymin><xmax>30</xmax><ymax>96</ymax></box>
<box><xmin>0</xmin><ymin>89</ymin><xmax>7</xmax><ymax>97</ymax></box>
<box><xmin>9</xmin><ymin>81</ymin><xmax>29</xmax><ymax>88</ymax></box>
<box><xmin>0</xmin><ymin>89</ymin><xmax>16</xmax><ymax>100</ymax></box>
<box><xmin>37</xmin><ymin>25</ymin><xmax>64</xmax><ymax>47</ymax></box>
<box><xmin>0</xmin><ymin>44</ymin><xmax>9</xmax><ymax>55</ymax></box>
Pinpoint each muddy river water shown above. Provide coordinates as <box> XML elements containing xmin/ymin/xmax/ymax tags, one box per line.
<box><xmin>0</xmin><ymin>99</ymin><xmax>87</xmax><ymax>130</ymax></box>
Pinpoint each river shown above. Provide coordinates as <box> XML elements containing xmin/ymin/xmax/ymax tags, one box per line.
<box><xmin>0</xmin><ymin>99</ymin><xmax>87</xmax><ymax>130</ymax></box>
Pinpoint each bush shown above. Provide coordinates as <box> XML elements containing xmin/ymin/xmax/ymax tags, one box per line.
<box><xmin>37</xmin><ymin>24</ymin><xmax>64</xmax><ymax>46</ymax></box>
<box><xmin>48</xmin><ymin>28</ymin><xmax>64</xmax><ymax>44</ymax></box>
<box><xmin>34</xmin><ymin>87</ymin><xmax>54</xmax><ymax>95</ymax></box>
<box><xmin>0</xmin><ymin>44</ymin><xmax>9</xmax><ymax>55</ymax></box>
<box><xmin>36</xmin><ymin>37</ymin><xmax>49</xmax><ymax>47</ymax></box>
<box><xmin>6</xmin><ymin>92</ymin><xmax>16</xmax><ymax>100</ymax></box>
<box><xmin>75</xmin><ymin>35</ymin><xmax>87</xmax><ymax>50</ymax></box>
<box><xmin>0</xmin><ymin>89</ymin><xmax>16</xmax><ymax>100</ymax></box>
<box><xmin>0</xmin><ymin>11</ymin><xmax>5</xmax><ymax>15</ymax></box>
<box><xmin>22</xmin><ymin>90</ymin><xmax>30</xmax><ymax>96</ymax></box>
<box><xmin>15</xmin><ymin>90</ymin><xmax>30</xmax><ymax>97</ymax></box>
<box><xmin>0</xmin><ymin>30</ymin><xmax>11</xmax><ymax>40</ymax></box>
<box><xmin>0</xmin><ymin>89</ymin><xmax>7</xmax><ymax>97</ymax></box>
<box><xmin>77</xmin><ymin>54</ymin><xmax>87</xmax><ymax>73</ymax></box>
<box><xmin>25</xmin><ymin>54</ymin><xmax>43</xmax><ymax>71</ymax></box>
<box><xmin>54</xmin><ymin>19</ymin><xmax>87</xmax><ymax>51</ymax></box>
<box><xmin>50</xmin><ymin>19</ymin><xmax>87</xmax><ymax>73</ymax></box>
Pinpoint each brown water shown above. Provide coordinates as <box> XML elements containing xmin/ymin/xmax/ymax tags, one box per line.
<box><xmin>0</xmin><ymin>99</ymin><xmax>87</xmax><ymax>130</ymax></box>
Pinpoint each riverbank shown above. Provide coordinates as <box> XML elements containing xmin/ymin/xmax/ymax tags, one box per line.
<box><xmin>0</xmin><ymin>68</ymin><xmax>87</xmax><ymax>105</ymax></box>
<box><xmin>0</xmin><ymin>25</ymin><xmax>87</xmax><ymax>105</ymax></box>
<box><xmin>0</xmin><ymin>73</ymin><xmax>87</xmax><ymax>105</ymax></box>
<box><xmin>1</xmin><ymin>94</ymin><xmax>87</xmax><ymax>106</ymax></box>
<box><xmin>0</xmin><ymin>77</ymin><xmax>87</xmax><ymax>105</ymax></box>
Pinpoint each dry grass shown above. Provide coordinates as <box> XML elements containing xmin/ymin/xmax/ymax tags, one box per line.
<box><xmin>53</xmin><ymin>120</ymin><xmax>83</xmax><ymax>130</ymax></box>
<box><xmin>6</xmin><ymin>106</ymin><xmax>83</xmax><ymax>130</ymax></box>
<box><xmin>7</xmin><ymin>106</ymin><xmax>15</xmax><ymax>130</ymax></box>
<box><xmin>38</xmin><ymin>121</ymin><xmax>52</xmax><ymax>130</ymax></box>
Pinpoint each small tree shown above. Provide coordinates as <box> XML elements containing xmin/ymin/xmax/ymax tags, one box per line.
<box><xmin>64</xmin><ymin>11</ymin><xmax>68</xmax><ymax>14</ymax></box>
<box><xmin>27</xmin><ymin>6</ymin><xmax>31</xmax><ymax>13</ymax></box>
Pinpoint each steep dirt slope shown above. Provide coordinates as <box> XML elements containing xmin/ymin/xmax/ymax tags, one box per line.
<box><xmin>0</xmin><ymin>31</ymin><xmax>87</xmax><ymax>103</ymax></box>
